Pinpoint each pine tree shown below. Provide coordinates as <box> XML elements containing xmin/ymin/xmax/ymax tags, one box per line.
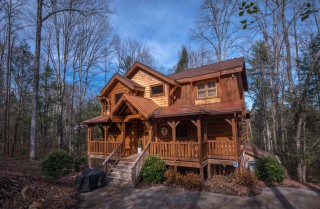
<box><xmin>175</xmin><ymin>46</ymin><xmax>188</xmax><ymax>73</ymax></box>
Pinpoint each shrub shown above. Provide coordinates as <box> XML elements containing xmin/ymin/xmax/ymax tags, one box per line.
<box><xmin>182</xmin><ymin>172</ymin><xmax>202</xmax><ymax>189</ymax></box>
<box><xmin>165</xmin><ymin>168</ymin><xmax>183</xmax><ymax>185</ymax></box>
<box><xmin>255</xmin><ymin>156</ymin><xmax>285</xmax><ymax>183</ymax></box>
<box><xmin>165</xmin><ymin>169</ymin><xmax>202</xmax><ymax>189</ymax></box>
<box><xmin>141</xmin><ymin>156</ymin><xmax>166</xmax><ymax>184</ymax></box>
<box><xmin>41</xmin><ymin>150</ymin><xmax>73</xmax><ymax>179</ymax></box>
<box><xmin>230</xmin><ymin>171</ymin><xmax>258</xmax><ymax>187</ymax></box>
<box><xmin>73</xmin><ymin>156</ymin><xmax>87</xmax><ymax>171</ymax></box>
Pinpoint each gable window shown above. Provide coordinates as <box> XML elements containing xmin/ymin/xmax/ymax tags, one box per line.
<box><xmin>115</xmin><ymin>93</ymin><xmax>123</xmax><ymax>104</ymax></box>
<box><xmin>150</xmin><ymin>84</ymin><xmax>164</xmax><ymax>97</ymax></box>
<box><xmin>197</xmin><ymin>80</ymin><xmax>218</xmax><ymax>98</ymax></box>
<box><xmin>176</xmin><ymin>124</ymin><xmax>188</xmax><ymax>138</ymax></box>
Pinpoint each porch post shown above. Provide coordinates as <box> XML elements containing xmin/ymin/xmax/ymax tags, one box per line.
<box><xmin>197</xmin><ymin>117</ymin><xmax>204</xmax><ymax>182</ymax></box>
<box><xmin>232</xmin><ymin>113</ymin><xmax>239</xmax><ymax>173</ymax></box>
<box><xmin>172</xmin><ymin>121</ymin><xmax>177</xmax><ymax>172</ymax></box>
<box><xmin>121</xmin><ymin>122</ymin><xmax>126</xmax><ymax>155</ymax></box>
<box><xmin>153</xmin><ymin>123</ymin><xmax>157</xmax><ymax>142</ymax></box>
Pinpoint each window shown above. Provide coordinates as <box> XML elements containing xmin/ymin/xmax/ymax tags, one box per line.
<box><xmin>176</xmin><ymin>124</ymin><xmax>188</xmax><ymax>138</ymax></box>
<box><xmin>150</xmin><ymin>84</ymin><xmax>164</xmax><ymax>97</ymax></box>
<box><xmin>207</xmin><ymin>80</ymin><xmax>217</xmax><ymax>97</ymax></box>
<box><xmin>197</xmin><ymin>83</ymin><xmax>206</xmax><ymax>98</ymax></box>
<box><xmin>115</xmin><ymin>93</ymin><xmax>123</xmax><ymax>104</ymax></box>
<box><xmin>197</xmin><ymin>80</ymin><xmax>217</xmax><ymax>98</ymax></box>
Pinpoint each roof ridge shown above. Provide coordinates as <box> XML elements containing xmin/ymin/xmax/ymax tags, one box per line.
<box><xmin>168</xmin><ymin>57</ymin><xmax>245</xmax><ymax>80</ymax></box>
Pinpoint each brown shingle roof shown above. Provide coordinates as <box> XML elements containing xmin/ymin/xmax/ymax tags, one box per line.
<box><xmin>100</xmin><ymin>74</ymin><xmax>144</xmax><ymax>96</ymax></box>
<box><xmin>111</xmin><ymin>94</ymin><xmax>159</xmax><ymax>119</ymax></box>
<box><xmin>244</xmin><ymin>144</ymin><xmax>277</xmax><ymax>159</ymax></box>
<box><xmin>168</xmin><ymin>57</ymin><xmax>245</xmax><ymax>80</ymax></box>
<box><xmin>124</xmin><ymin>61</ymin><xmax>181</xmax><ymax>87</ymax></box>
<box><xmin>151</xmin><ymin>100</ymin><xmax>244</xmax><ymax>118</ymax></box>
<box><xmin>197</xmin><ymin>100</ymin><xmax>244</xmax><ymax>114</ymax></box>
<box><xmin>152</xmin><ymin>105</ymin><xmax>206</xmax><ymax>118</ymax></box>
<box><xmin>82</xmin><ymin>115</ymin><xmax>110</xmax><ymax>124</ymax></box>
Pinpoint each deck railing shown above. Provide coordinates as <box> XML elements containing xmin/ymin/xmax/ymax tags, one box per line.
<box><xmin>207</xmin><ymin>140</ymin><xmax>236</xmax><ymax>160</ymax></box>
<box><xmin>101</xmin><ymin>142</ymin><xmax>124</xmax><ymax>175</ymax></box>
<box><xmin>89</xmin><ymin>141</ymin><xmax>122</xmax><ymax>155</ymax></box>
<box><xmin>150</xmin><ymin>140</ymin><xmax>236</xmax><ymax>162</ymax></box>
<box><xmin>131</xmin><ymin>142</ymin><xmax>150</xmax><ymax>187</ymax></box>
<box><xmin>150</xmin><ymin>141</ymin><xmax>201</xmax><ymax>162</ymax></box>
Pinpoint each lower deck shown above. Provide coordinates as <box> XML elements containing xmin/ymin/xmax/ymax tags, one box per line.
<box><xmin>86</xmin><ymin>113</ymin><xmax>248</xmax><ymax>178</ymax></box>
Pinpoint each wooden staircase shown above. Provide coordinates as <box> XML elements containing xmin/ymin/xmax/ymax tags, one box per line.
<box><xmin>106</xmin><ymin>154</ymin><xmax>139</xmax><ymax>187</ymax></box>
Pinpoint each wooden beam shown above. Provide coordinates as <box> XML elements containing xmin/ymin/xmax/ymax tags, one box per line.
<box><xmin>191</xmin><ymin>119</ymin><xmax>197</xmax><ymax>127</ymax></box>
<box><xmin>169</xmin><ymin>85</ymin><xmax>178</xmax><ymax>96</ymax></box>
<box><xmin>153</xmin><ymin>123</ymin><xmax>158</xmax><ymax>142</ymax></box>
<box><xmin>204</xmin><ymin>118</ymin><xmax>208</xmax><ymax>141</ymax></box>
<box><xmin>123</xmin><ymin>114</ymin><xmax>141</xmax><ymax>122</ymax></box>
<box><xmin>225</xmin><ymin>119</ymin><xmax>232</xmax><ymax>126</ymax></box>
<box><xmin>196</xmin><ymin>117</ymin><xmax>204</xmax><ymax>181</ymax></box>
<box><xmin>125</xmin><ymin>101</ymin><xmax>137</xmax><ymax>115</ymax></box>
<box><xmin>116</xmin><ymin>122</ymin><xmax>122</xmax><ymax>131</ymax></box>
<box><xmin>232</xmin><ymin>114</ymin><xmax>239</xmax><ymax>172</ymax></box>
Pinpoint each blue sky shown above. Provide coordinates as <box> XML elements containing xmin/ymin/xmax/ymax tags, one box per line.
<box><xmin>110</xmin><ymin>0</ymin><xmax>200</xmax><ymax>72</ymax></box>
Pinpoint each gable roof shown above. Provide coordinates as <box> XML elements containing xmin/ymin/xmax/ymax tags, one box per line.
<box><xmin>111</xmin><ymin>94</ymin><xmax>159</xmax><ymax>119</ymax></box>
<box><xmin>100</xmin><ymin>74</ymin><xmax>144</xmax><ymax>96</ymax></box>
<box><xmin>168</xmin><ymin>57</ymin><xmax>248</xmax><ymax>91</ymax></box>
<box><xmin>124</xmin><ymin>61</ymin><xmax>180</xmax><ymax>87</ymax></box>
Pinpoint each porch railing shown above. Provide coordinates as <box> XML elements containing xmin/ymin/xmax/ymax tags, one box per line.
<box><xmin>150</xmin><ymin>141</ymin><xmax>201</xmax><ymax>162</ymax></box>
<box><xmin>89</xmin><ymin>141</ymin><xmax>122</xmax><ymax>155</ymax></box>
<box><xmin>207</xmin><ymin>140</ymin><xmax>236</xmax><ymax>161</ymax></box>
<box><xmin>150</xmin><ymin>140</ymin><xmax>236</xmax><ymax>162</ymax></box>
<box><xmin>101</xmin><ymin>142</ymin><xmax>124</xmax><ymax>175</ymax></box>
<box><xmin>131</xmin><ymin>142</ymin><xmax>150</xmax><ymax>187</ymax></box>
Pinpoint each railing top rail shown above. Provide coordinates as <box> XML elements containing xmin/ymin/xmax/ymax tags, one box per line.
<box><xmin>131</xmin><ymin>142</ymin><xmax>150</xmax><ymax>169</ymax></box>
<box><xmin>101</xmin><ymin>141</ymin><xmax>123</xmax><ymax>165</ymax></box>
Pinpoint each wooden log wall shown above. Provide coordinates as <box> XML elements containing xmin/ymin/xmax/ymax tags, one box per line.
<box><xmin>131</xmin><ymin>70</ymin><xmax>169</xmax><ymax>107</ymax></box>
<box><xmin>207</xmin><ymin>118</ymin><xmax>232</xmax><ymax>141</ymax></box>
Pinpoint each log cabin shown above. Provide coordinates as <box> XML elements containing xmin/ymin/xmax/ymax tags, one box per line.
<box><xmin>83</xmin><ymin>57</ymin><xmax>249</xmax><ymax>186</ymax></box>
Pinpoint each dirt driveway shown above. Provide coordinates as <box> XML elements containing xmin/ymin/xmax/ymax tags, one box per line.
<box><xmin>79</xmin><ymin>185</ymin><xmax>320</xmax><ymax>209</ymax></box>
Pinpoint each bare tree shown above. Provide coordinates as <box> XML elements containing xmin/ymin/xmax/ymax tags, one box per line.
<box><xmin>115</xmin><ymin>37</ymin><xmax>157</xmax><ymax>74</ymax></box>
<box><xmin>30</xmin><ymin>0</ymin><xmax>112</xmax><ymax>159</ymax></box>
<box><xmin>190</xmin><ymin>0</ymin><xmax>242</xmax><ymax>61</ymax></box>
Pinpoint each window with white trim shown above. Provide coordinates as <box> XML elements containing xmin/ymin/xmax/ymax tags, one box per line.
<box><xmin>197</xmin><ymin>80</ymin><xmax>218</xmax><ymax>98</ymax></box>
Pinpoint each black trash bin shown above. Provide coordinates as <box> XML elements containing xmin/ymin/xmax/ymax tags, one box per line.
<box><xmin>76</xmin><ymin>167</ymin><xmax>106</xmax><ymax>192</ymax></box>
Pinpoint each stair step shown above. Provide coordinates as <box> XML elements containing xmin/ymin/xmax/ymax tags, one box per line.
<box><xmin>115</xmin><ymin>165</ymin><xmax>132</xmax><ymax>170</ymax></box>
<box><xmin>109</xmin><ymin>172</ymin><xmax>131</xmax><ymax>180</ymax></box>
<box><xmin>117</xmin><ymin>161</ymin><xmax>134</xmax><ymax>166</ymax></box>
<box><xmin>106</xmin><ymin>177</ymin><xmax>132</xmax><ymax>187</ymax></box>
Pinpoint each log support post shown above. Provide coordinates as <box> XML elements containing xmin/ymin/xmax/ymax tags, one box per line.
<box><xmin>232</xmin><ymin>113</ymin><xmax>239</xmax><ymax>173</ymax></box>
<box><xmin>191</xmin><ymin>117</ymin><xmax>204</xmax><ymax>181</ymax></box>
<box><xmin>168</xmin><ymin>120</ymin><xmax>180</xmax><ymax>172</ymax></box>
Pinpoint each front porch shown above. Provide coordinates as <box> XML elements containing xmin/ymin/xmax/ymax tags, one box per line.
<box><xmin>85</xmin><ymin>113</ymin><xmax>248</xmax><ymax>180</ymax></box>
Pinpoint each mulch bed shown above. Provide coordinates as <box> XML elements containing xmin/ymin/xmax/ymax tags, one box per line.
<box><xmin>137</xmin><ymin>175</ymin><xmax>320</xmax><ymax>197</ymax></box>
<box><xmin>203</xmin><ymin>175</ymin><xmax>264</xmax><ymax>197</ymax></box>
<box><xmin>0</xmin><ymin>156</ymin><xmax>83</xmax><ymax>209</ymax></box>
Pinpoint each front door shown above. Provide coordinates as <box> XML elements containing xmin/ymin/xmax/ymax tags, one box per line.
<box><xmin>125</xmin><ymin>122</ymin><xmax>144</xmax><ymax>155</ymax></box>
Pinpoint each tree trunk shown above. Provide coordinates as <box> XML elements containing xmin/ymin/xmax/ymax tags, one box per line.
<box><xmin>30</xmin><ymin>0</ymin><xmax>43</xmax><ymax>159</ymax></box>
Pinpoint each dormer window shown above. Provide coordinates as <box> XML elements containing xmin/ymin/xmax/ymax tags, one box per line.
<box><xmin>150</xmin><ymin>84</ymin><xmax>164</xmax><ymax>97</ymax></box>
<box><xmin>197</xmin><ymin>80</ymin><xmax>217</xmax><ymax>99</ymax></box>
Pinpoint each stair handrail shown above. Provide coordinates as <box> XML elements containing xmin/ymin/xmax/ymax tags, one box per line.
<box><xmin>102</xmin><ymin>141</ymin><xmax>124</xmax><ymax>175</ymax></box>
<box><xmin>131</xmin><ymin>142</ymin><xmax>151</xmax><ymax>187</ymax></box>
